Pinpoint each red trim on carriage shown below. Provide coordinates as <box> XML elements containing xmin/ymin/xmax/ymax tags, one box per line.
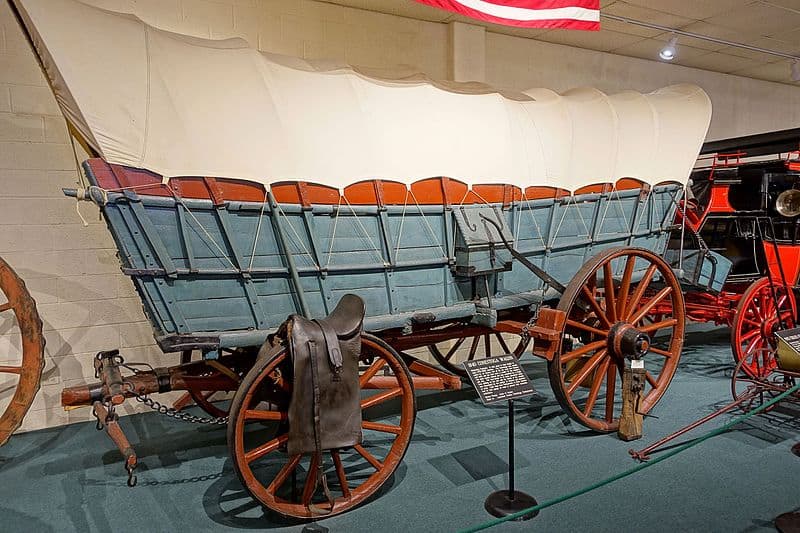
<box><xmin>764</xmin><ymin>243</ymin><xmax>800</xmax><ymax>286</ymax></box>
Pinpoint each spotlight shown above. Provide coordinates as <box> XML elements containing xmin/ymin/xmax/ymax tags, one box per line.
<box><xmin>792</xmin><ymin>60</ymin><xmax>800</xmax><ymax>82</ymax></box>
<box><xmin>659</xmin><ymin>36</ymin><xmax>678</xmax><ymax>61</ymax></box>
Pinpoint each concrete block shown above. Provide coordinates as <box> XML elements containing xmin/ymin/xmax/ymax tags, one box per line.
<box><xmin>118</xmin><ymin>321</ymin><xmax>157</xmax><ymax>349</ymax></box>
<box><xmin>52</xmin><ymin>224</ymin><xmax>116</xmax><ymax>252</ymax></box>
<box><xmin>0</xmin><ymin>85</ymin><xmax>10</xmax><ymax>112</ymax></box>
<box><xmin>0</xmin><ymin>112</ymin><xmax>44</xmax><ymax>142</ymax></box>
<box><xmin>43</xmin><ymin>323</ymin><xmax>119</xmax><ymax>356</ymax></box>
<box><xmin>9</xmin><ymin>84</ymin><xmax>61</xmax><ymax>115</ymax></box>
<box><xmin>43</xmin><ymin>116</ymin><xmax>69</xmax><ymax>144</ymax></box>
<box><xmin>0</xmin><ymin>198</ymin><xmax>77</xmax><ymax>225</ymax></box>
<box><xmin>0</xmin><ymin>141</ymin><xmax>74</xmax><ymax>170</ymax></box>
<box><xmin>0</xmin><ymin>48</ymin><xmax>47</xmax><ymax>87</ymax></box>
<box><xmin>56</xmin><ymin>274</ymin><xmax>120</xmax><ymax>302</ymax></box>
<box><xmin>0</xmin><ymin>224</ymin><xmax>53</xmax><ymax>252</ymax></box>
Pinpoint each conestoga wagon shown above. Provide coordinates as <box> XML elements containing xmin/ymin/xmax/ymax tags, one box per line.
<box><xmin>1</xmin><ymin>0</ymin><xmax>716</xmax><ymax>519</ymax></box>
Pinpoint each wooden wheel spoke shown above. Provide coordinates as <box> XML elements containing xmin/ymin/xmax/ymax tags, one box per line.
<box><xmin>443</xmin><ymin>337</ymin><xmax>466</xmax><ymax>361</ymax></box>
<box><xmin>561</xmin><ymin>339</ymin><xmax>606</xmax><ymax>364</ymax></box>
<box><xmin>637</xmin><ymin>318</ymin><xmax>677</xmax><ymax>334</ymax></box>
<box><xmin>302</xmin><ymin>453</ymin><xmax>321</xmax><ymax>505</ymax></box>
<box><xmin>362</xmin><ymin>420</ymin><xmax>402</xmax><ymax>435</ymax></box>
<box><xmin>567</xmin><ymin>349</ymin><xmax>608</xmax><ymax>396</ymax></box>
<box><xmin>603</xmin><ymin>262</ymin><xmax>617</xmax><ymax>323</ymax></box>
<box><xmin>494</xmin><ymin>334</ymin><xmax>511</xmax><ymax>354</ymax></box>
<box><xmin>628</xmin><ymin>287</ymin><xmax>672</xmax><ymax>325</ymax></box>
<box><xmin>359</xmin><ymin>358</ymin><xmax>387</xmax><ymax>388</ymax></box>
<box><xmin>566</xmin><ymin>319</ymin><xmax>608</xmax><ymax>338</ymax></box>
<box><xmin>645</xmin><ymin>371</ymin><xmax>658</xmax><ymax>389</ymax></box>
<box><xmin>605</xmin><ymin>362</ymin><xmax>617</xmax><ymax>422</ymax></box>
<box><xmin>244</xmin><ymin>434</ymin><xmax>288</xmax><ymax>464</ymax></box>
<box><xmin>616</xmin><ymin>256</ymin><xmax>635</xmax><ymax>317</ymax></box>
<box><xmin>0</xmin><ymin>365</ymin><xmax>22</xmax><ymax>375</ymax></box>
<box><xmin>361</xmin><ymin>387</ymin><xmax>402</xmax><ymax>409</ymax></box>
<box><xmin>267</xmin><ymin>454</ymin><xmax>302</xmax><ymax>494</ymax></box>
<box><xmin>331</xmin><ymin>450</ymin><xmax>351</xmax><ymax>498</ymax></box>
<box><xmin>581</xmin><ymin>285</ymin><xmax>612</xmax><ymax>329</ymax></box>
<box><xmin>623</xmin><ymin>264</ymin><xmax>657</xmax><ymax>320</ymax></box>
<box><xmin>649</xmin><ymin>347</ymin><xmax>674</xmax><ymax>358</ymax></box>
<box><xmin>467</xmin><ymin>335</ymin><xmax>480</xmax><ymax>361</ymax></box>
<box><xmin>244</xmin><ymin>409</ymin><xmax>286</xmax><ymax>421</ymax></box>
<box><xmin>354</xmin><ymin>444</ymin><xmax>383</xmax><ymax>470</ymax></box>
<box><xmin>742</xmin><ymin>317</ymin><xmax>761</xmax><ymax>328</ymax></box>
<box><xmin>583</xmin><ymin>358</ymin><xmax>609</xmax><ymax>416</ymax></box>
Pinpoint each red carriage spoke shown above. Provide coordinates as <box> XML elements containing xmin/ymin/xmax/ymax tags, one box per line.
<box><xmin>353</xmin><ymin>444</ymin><xmax>383</xmax><ymax>470</ymax></box>
<box><xmin>331</xmin><ymin>450</ymin><xmax>351</xmax><ymax>498</ymax></box>
<box><xmin>362</xmin><ymin>421</ymin><xmax>402</xmax><ymax>434</ymax></box>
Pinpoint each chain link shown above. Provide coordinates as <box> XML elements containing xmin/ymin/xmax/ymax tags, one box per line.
<box><xmin>133</xmin><ymin>391</ymin><xmax>229</xmax><ymax>425</ymax></box>
<box><xmin>520</xmin><ymin>306</ymin><xmax>540</xmax><ymax>345</ymax></box>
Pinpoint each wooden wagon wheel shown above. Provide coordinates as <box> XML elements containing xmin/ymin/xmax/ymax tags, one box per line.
<box><xmin>428</xmin><ymin>330</ymin><xmax>529</xmax><ymax>377</ymax></box>
<box><xmin>173</xmin><ymin>350</ymin><xmax>241</xmax><ymax>418</ymax></box>
<box><xmin>547</xmin><ymin>247</ymin><xmax>685</xmax><ymax>432</ymax></box>
<box><xmin>228</xmin><ymin>334</ymin><xmax>415</xmax><ymax>519</ymax></box>
<box><xmin>0</xmin><ymin>258</ymin><xmax>45</xmax><ymax>446</ymax></box>
<box><xmin>731</xmin><ymin>277</ymin><xmax>796</xmax><ymax>378</ymax></box>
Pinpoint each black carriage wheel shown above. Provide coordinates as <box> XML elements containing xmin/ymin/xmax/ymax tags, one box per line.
<box><xmin>547</xmin><ymin>247</ymin><xmax>685</xmax><ymax>432</ymax></box>
<box><xmin>227</xmin><ymin>333</ymin><xmax>416</xmax><ymax>519</ymax></box>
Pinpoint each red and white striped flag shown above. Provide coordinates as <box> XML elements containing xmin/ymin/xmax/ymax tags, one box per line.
<box><xmin>413</xmin><ymin>0</ymin><xmax>600</xmax><ymax>30</ymax></box>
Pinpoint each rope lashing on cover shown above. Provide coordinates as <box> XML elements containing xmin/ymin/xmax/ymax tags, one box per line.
<box><xmin>460</xmin><ymin>380</ymin><xmax>800</xmax><ymax>533</ymax></box>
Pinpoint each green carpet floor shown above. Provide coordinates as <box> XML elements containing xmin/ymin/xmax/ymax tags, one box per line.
<box><xmin>2</xmin><ymin>329</ymin><xmax>799</xmax><ymax>532</ymax></box>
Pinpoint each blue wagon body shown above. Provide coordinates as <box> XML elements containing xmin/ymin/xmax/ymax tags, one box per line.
<box><xmin>83</xmin><ymin>161</ymin><xmax>682</xmax><ymax>352</ymax></box>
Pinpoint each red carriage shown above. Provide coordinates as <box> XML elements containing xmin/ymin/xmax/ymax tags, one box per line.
<box><xmin>665</xmin><ymin>128</ymin><xmax>800</xmax><ymax>378</ymax></box>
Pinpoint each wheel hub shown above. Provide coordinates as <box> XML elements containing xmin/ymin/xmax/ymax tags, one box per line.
<box><xmin>607</xmin><ymin>322</ymin><xmax>650</xmax><ymax>359</ymax></box>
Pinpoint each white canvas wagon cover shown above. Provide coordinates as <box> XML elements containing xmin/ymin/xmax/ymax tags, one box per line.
<box><xmin>12</xmin><ymin>0</ymin><xmax>712</xmax><ymax>192</ymax></box>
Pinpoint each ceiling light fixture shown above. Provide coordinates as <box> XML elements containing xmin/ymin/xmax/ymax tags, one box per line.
<box><xmin>602</xmin><ymin>13</ymin><xmax>800</xmax><ymax>63</ymax></box>
<box><xmin>659</xmin><ymin>36</ymin><xmax>678</xmax><ymax>61</ymax></box>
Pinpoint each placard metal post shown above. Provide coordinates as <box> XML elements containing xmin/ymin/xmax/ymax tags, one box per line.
<box><xmin>462</xmin><ymin>355</ymin><xmax>539</xmax><ymax>521</ymax></box>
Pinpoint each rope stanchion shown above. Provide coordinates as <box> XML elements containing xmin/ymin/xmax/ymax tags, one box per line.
<box><xmin>459</xmin><ymin>381</ymin><xmax>800</xmax><ymax>533</ymax></box>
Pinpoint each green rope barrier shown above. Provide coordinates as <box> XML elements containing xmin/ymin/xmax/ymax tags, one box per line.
<box><xmin>460</xmin><ymin>381</ymin><xmax>800</xmax><ymax>533</ymax></box>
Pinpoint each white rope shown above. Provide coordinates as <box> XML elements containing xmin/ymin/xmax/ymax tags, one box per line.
<box><xmin>408</xmin><ymin>190</ymin><xmax>449</xmax><ymax>259</ymax></box>
<box><xmin>394</xmin><ymin>189</ymin><xmax>410</xmax><ymax>261</ymax></box>
<box><xmin>325</xmin><ymin>197</ymin><xmax>341</xmax><ymax>269</ymax></box>
<box><xmin>273</xmin><ymin>201</ymin><xmax>320</xmax><ymax>269</ymax></box>
<box><xmin>518</xmin><ymin>192</ymin><xmax>548</xmax><ymax>249</ymax></box>
<box><xmin>341</xmin><ymin>195</ymin><xmax>387</xmax><ymax>265</ymax></box>
<box><xmin>180</xmin><ymin>203</ymin><xmax>236</xmax><ymax>269</ymax></box>
<box><xmin>247</xmin><ymin>190</ymin><xmax>269</xmax><ymax>271</ymax></box>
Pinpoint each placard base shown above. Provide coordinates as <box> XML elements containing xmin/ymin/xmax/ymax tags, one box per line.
<box><xmin>484</xmin><ymin>490</ymin><xmax>539</xmax><ymax>521</ymax></box>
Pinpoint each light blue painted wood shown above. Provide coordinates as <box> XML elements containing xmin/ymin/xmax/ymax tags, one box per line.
<box><xmin>85</xmin><ymin>164</ymin><xmax>685</xmax><ymax>346</ymax></box>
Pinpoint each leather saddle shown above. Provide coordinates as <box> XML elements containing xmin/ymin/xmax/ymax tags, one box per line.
<box><xmin>283</xmin><ymin>294</ymin><xmax>366</xmax><ymax>456</ymax></box>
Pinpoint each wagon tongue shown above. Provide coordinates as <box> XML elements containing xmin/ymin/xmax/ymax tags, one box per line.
<box><xmin>607</xmin><ymin>322</ymin><xmax>651</xmax><ymax>360</ymax></box>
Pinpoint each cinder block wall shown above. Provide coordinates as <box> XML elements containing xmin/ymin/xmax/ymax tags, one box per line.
<box><xmin>1</xmin><ymin>0</ymin><xmax>798</xmax><ymax>432</ymax></box>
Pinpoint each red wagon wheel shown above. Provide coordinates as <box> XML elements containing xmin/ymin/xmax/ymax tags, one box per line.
<box><xmin>0</xmin><ymin>257</ymin><xmax>45</xmax><ymax>446</ymax></box>
<box><xmin>428</xmin><ymin>330</ymin><xmax>529</xmax><ymax>377</ymax></box>
<box><xmin>548</xmin><ymin>247</ymin><xmax>685</xmax><ymax>432</ymax></box>
<box><xmin>731</xmin><ymin>277</ymin><xmax>796</xmax><ymax>378</ymax></box>
<box><xmin>228</xmin><ymin>334</ymin><xmax>415</xmax><ymax>519</ymax></box>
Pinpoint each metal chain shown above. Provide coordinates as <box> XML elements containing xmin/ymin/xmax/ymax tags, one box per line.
<box><xmin>133</xmin><ymin>391</ymin><xmax>229</xmax><ymax>425</ymax></box>
<box><xmin>520</xmin><ymin>306</ymin><xmax>540</xmax><ymax>345</ymax></box>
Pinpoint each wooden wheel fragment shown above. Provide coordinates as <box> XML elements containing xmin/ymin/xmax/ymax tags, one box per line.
<box><xmin>0</xmin><ymin>257</ymin><xmax>45</xmax><ymax>446</ymax></box>
<box><xmin>731</xmin><ymin>277</ymin><xmax>796</xmax><ymax>378</ymax></box>
<box><xmin>228</xmin><ymin>334</ymin><xmax>415</xmax><ymax>519</ymax></box>
<box><xmin>548</xmin><ymin>247</ymin><xmax>684</xmax><ymax>432</ymax></box>
<box><xmin>428</xmin><ymin>328</ymin><xmax>529</xmax><ymax>377</ymax></box>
